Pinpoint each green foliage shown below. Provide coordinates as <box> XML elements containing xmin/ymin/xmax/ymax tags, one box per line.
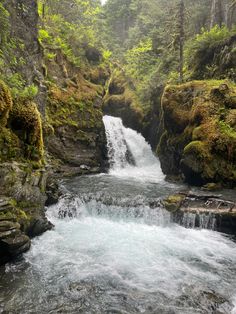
<box><xmin>186</xmin><ymin>25</ymin><xmax>234</xmax><ymax>63</ymax></box>
<box><xmin>0</xmin><ymin>3</ymin><xmax>9</xmax><ymax>44</ymax></box>
<box><xmin>38</xmin><ymin>0</ymin><xmax>103</xmax><ymax>67</ymax></box>
<box><xmin>185</xmin><ymin>25</ymin><xmax>236</xmax><ymax>79</ymax></box>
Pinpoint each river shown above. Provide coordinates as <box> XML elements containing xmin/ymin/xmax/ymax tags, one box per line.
<box><xmin>0</xmin><ymin>116</ymin><xmax>236</xmax><ymax>314</ymax></box>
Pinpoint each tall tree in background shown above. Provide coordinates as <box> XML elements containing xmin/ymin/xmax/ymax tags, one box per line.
<box><xmin>210</xmin><ymin>0</ymin><xmax>225</xmax><ymax>27</ymax></box>
<box><xmin>175</xmin><ymin>0</ymin><xmax>185</xmax><ymax>83</ymax></box>
<box><xmin>227</xmin><ymin>0</ymin><xmax>236</xmax><ymax>28</ymax></box>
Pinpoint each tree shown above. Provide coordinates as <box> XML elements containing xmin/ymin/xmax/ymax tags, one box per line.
<box><xmin>227</xmin><ymin>0</ymin><xmax>236</xmax><ymax>28</ymax></box>
<box><xmin>211</xmin><ymin>0</ymin><xmax>226</xmax><ymax>28</ymax></box>
<box><xmin>178</xmin><ymin>0</ymin><xmax>185</xmax><ymax>83</ymax></box>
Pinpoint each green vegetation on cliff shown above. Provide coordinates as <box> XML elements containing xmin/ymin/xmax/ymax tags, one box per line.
<box><xmin>158</xmin><ymin>80</ymin><xmax>236</xmax><ymax>186</ymax></box>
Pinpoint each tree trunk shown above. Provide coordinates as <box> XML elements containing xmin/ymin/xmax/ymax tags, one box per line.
<box><xmin>227</xmin><ymin>0</ymin><xmax>236</xmax><ymax>28</ymax></box>
<box><xmin>210</xmin><ymin>0</ymin><xmax>225</xmax><ymax>27</ymax></box>
<box><xmin>179</xmin><ymin>0</ymin><xmax>184</xmax><ymax>83</ymax></box>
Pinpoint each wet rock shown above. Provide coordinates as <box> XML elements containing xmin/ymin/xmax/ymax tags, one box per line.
<box><xmin>0</xmin><ymin>163</ymin><xmax>53</xmax><ymax>264</ymax></box>
<box><xmin>0</xmin><ymin>218</ymin><xmax>31</xmax><ymax>263</ymax></box>
<box><xmin>162</xmin><ymin>194</ymin><xmax>185</xmax><ymax>212</ymax></box>
<box><xmin>162</xmin><ymin>192</ymin><xmax>236</xmax><ymax>235</ymax></box>
<box><xmin>28</xmin><ymin>217</ymin><xmax>53</xmax><ymax>237</ymax></box>
<box><xmin>202</xmin><ymin>182</ymin><xmax>222</xmax><ymax>191</ymax></box>
<box><xmin>0</xmin><ymin>221</ymin><xmax>20</xmax><ymax>232</ymax></box>
<box><xmin>45</xmin><ymin>176</ymin><xmax>61</xmax><ymax>206</ymax></box>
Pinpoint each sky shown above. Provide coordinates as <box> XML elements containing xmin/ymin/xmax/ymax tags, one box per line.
<box><xmin>101</xmin><ymin>0</ymin><xmax>107</xmax><ymax>4</ymax></box>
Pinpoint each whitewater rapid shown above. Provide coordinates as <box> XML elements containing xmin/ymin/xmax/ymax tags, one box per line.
<box><xmin>1</xmin><ymin>115</ymin><xmax>236</xmax><ymax>314</ymax></box>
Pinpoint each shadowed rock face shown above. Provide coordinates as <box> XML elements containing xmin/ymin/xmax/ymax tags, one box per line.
<box><xmin>162</xmin><ymin>192</ymin><xmax>236</xmax><ymax>235</ymax></box>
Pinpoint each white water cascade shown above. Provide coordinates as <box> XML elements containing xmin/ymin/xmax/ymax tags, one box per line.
<box><xmin>1</xmin><ymin>117</ymin><xmax>236</xmax><ymax>314</ymax></box>
<box><xmin>103</xmin><ymin>115</ymin><xmax>165</xmax><ymax>182</ymax></box>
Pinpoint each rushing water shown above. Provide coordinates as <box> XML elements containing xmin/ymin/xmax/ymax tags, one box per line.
<box><xmin>1</xmin><ymin>116</ymin><xmax>236</xmax><ymax>314</ymax></box>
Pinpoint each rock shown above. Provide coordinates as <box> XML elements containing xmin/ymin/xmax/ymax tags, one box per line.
<box><xmin>103</xmin><ymin>68</ymin><xmax>144</xmax><ymax>134</ymax></box>
<box><xmin>0</xmin><ymin>163</ymin><xmax>52</xmax><ymax>264</ymax></box>
<box><xmin>162</xmin><ymin>194</ymin><xmax>185</xmax><ymax>212</ymax></box>
<box><xmin>202</xmin><ymin>183</ymin><xmax>222</xmax><ymax>191</ymax></box>
<box><xmin>4</xmin><ymin>0</ymin><xmax>46</xmax><ymax>114</ymax></box>
<box><xmin>28</xmin><ymin>217</ymin><xmax>53</xmax><ymax>237</ymax></box>
<box><xmin>162</xmin><ymin>192</ymin><xmax>236</xmax><ymax>235</ymax></box>
<box><xmin>158</xmin><ymin>81</ymin><xmax>236</xmax><ymax>187</ymax></box>
<box><xmin>45</xmin><ymin>176</ymin><xmax>61</xmax><ymax>206</ymax></box>
<box><xmin>0</xmin><ymin>219</ymin><xmax>31</xmax><ymax>261</ymax></box>
<box><xmin>0</xmin><ymin>221</ymin><xmax>20</xmax><ymax>232</ymax></box>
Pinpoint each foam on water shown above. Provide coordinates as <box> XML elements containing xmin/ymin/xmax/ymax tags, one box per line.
<box><xmin>20</xmin><ymin>200</ymin><xmax>236</xmax><ymax>313</ymax></box>
<box><xmin>1</xmin><ymin>116</ymin><xmax>236</xmax><ymax>314</ymax></box>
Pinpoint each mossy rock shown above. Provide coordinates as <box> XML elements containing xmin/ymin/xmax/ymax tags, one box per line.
<box><xmin>162</xmin><ymin>194</ymin><xmax>185</xmax><ymax>212</ymax></box>
<box><xmin>159</xmin><ymin>80</ymin><xmax>236</xmax><ymax>187</ymax></box>
<box><xmin>0</xmin><ymin>80</ymin><xmax>13</xmax><ymax>126</ymax></box>
<box><xmin>0</xmin><ymin>127</ymin><xmax>21</xmax><ymax>162</ymax></box>
<box><xmin>10</xmin><ymin>100</ymin><xmax>44</xmax><ymax>161</ymax></box>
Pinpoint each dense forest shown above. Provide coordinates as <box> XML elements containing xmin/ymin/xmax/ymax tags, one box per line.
<box><xmin>0</xmin><ymin>1</ymin><xmax>236</xmax><ymax>313</ymax></box>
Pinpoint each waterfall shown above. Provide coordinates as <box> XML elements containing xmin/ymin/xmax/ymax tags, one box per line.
<box><xmin>103</xmin><ymin>115</ymin><xmax>165</xmax><ymax>182</ymax></box>
<box><xmin>102</xmin><ymin>115</ymin><xmax>133</xmax><ymax>169</ymax></box>
<box><xmin>182</xmin><ymin>212</ymin><xmax>217</xmax><ymax>230</ymax></box>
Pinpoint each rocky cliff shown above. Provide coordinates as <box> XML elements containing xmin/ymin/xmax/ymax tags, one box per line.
<box><xmin>44</xmin><ymin>50</ymin><xmax>108</xmax><ymax>177</ymax></box>
<box><xmin>0</xmin><ymin>0</ymin><xmax>109</xmax><ymax>264</ymax></box>
<box><xmin>158</xmin><ymin>80</ymin><xmax>236</xmax><ymax>187</ymax></box>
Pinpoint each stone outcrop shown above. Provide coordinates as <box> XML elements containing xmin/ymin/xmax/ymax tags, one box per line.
<box><xmin>103</xmin><ymin>68</ymin><xmax>144</xmax><ymax>133</ymax></box>
<box><xmin>0</xmin><ymin>163</ymin><xmax>53</xmax><ymax>264</ymax></box>
<box><xmin>158</xmin><ymin>80</ymin><xmax>236</xmax><ymax>187</ymax></box>
<box><xmin>162</xmin><ymin>192</ymin><xmax>236</xmax><ymax>235</ymax></box>
<box><xmin>44</xmin><ymin>50</ymin><xmax>109</xmax><ymax>177</ymax></box>
<box><xmin>0</xmin><ymin>0</ymin><xmax>110</xmax><ymax>265</ymax></box>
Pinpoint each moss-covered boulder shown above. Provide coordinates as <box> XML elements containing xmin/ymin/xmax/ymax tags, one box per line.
<box><xmin>103</xmin><ymin>68</ymin><xmax>144</xmax><ymax>133</ymax></box>
<box><xmin>0</xmin><ymin>81</ymin><xmax>44</xmax><ymax>164</ymax></box>
<box><xmin>10</xmin><ymin>100</ymin><xmax>44</xmax><ymax>161</ymax></box>
<box><xmin>158</xmin><ymin>80</ymin><xmax>236</xmax><ymax>187</ymax></box>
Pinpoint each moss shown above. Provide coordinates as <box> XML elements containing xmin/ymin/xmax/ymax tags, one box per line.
<box><xmin>46</xmin><ymin>73</ymin><xmax>104</xmax><ymax>133</ymax></box>
<box><xmin>10</xmin><ymin>100</ymin><xmax>44</xmax><ymax>161</ymax></box>
<box><xmin>162</xmin><ymin>194</ymin><xmax>185</xmax><ymax>212</ymax></box>
<box><xmin>184</xmin><ymin>141</ymin><xmax>211</xmax><ymax>159</ymax></box>
<box><xmin>0</xmin><ymin>80</ymin><xmax>13</xmax><ymax>126</ymax></box>
<box><xmin>0</xmin><ymin>126</ymin><xmax>22</xmax><ymax>162</ymax></box>
<box><xmin>103</xmin><ymin>69</ymin><xmax>144</xmax><ymax>132</ymax></box>
<box><xmin>0</xmin><ymin>200</ymin><xmax>31</xmax><ymax>231</ymax></box>
<box><xmin>159</xmin><ymin>80</ymin><xmax>236</xmax><ymax>186</ymax></box>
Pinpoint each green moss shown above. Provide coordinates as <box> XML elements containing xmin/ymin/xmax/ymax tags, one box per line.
<box><xmin>159</xmin><ymin>80</ymin><xmax>236</xmax><ymax>186</ymax></box>
<box><xmin>0</xmin><ymin>200</ymin><xmax>31</xmax><ymax>231</ymax></box>
<box><xmin>10</xmin><ymin>101</ymin><xmax>44</xmax><ymax>161</ymax></box>
<box><xmin>162</xmin><ymin>194</ymin><xmax>185</xmax><ymax>212</ymax></box>
<box><xmin>0</xmin><ymin>80</ymin><xmax>13</xmax><ymax>126</ymax></box>
<box><xmin>0</xmin><ymin>126</ymin><xmax>22</xmax><ymax>162</ymax></box>
<box><xmin>184</xmin><ymin>141</ymin><xmax>210</xmax><ymax>159</ymax></box>
<box><xmin>218</xmin><ymin>121</ymin><xmax>236</xmax><ymax>139</ymax></box>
